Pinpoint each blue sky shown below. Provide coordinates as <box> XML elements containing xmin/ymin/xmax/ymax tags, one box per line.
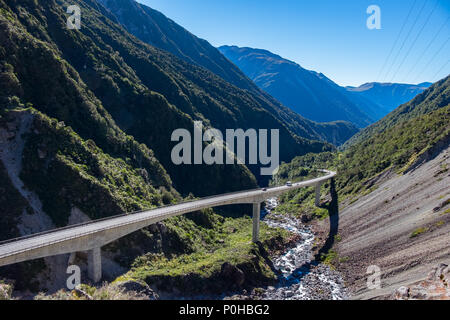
<box><xmin>138</xmin><ymin>0</ymin><xmax>450</xmax><ymax>87</ymax></box>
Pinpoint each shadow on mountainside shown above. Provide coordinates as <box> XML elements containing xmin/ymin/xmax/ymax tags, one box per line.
<box><xmin>315</xmin><ymin>178</ymin><xmax>340</xmax><ymax>259</ymax></box>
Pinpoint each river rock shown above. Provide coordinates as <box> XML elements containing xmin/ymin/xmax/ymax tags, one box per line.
<box><xmin>112</xmin><ymin>280</ymin><xmax>159</xmax><ymax>300</ymax></box>
<box><xmin>427</xmin><ymin>263</ymin><xmax>449</xmax><ymax>281</ymax></box>
<box><xmin>0</xmin><ymin>283</ymin><xmax>13</xmax><ymax>300</ymax></box>
<box><xmin>220</xmin><ymin>262</ymin><xmax>245</xmax><ymax>287</ymax></box>
<box><xmin>409</xmin><ymin>285</ymin><xmax>428</xmax><ymax>299</ymax></box>
<box><xmin>284</xmin><ymin>290</ymin><xmax>294</xmax><ymax>297</ymax></box>
<box><xmin>300</xmin><ymin>215</ymin><xmax>309</xmax><ymax>223</ymax></box>
<box><xmin>73</xmin><ymin>286</ymin><xmax>93</xmax><ymax>300</ymax></box>
<box><xmin>392</xmin><ymin>286</ymin><xmax>410</xmax><ymax>300</ymax></box>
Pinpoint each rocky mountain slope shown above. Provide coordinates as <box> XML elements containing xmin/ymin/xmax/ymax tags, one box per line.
<box><xmin>1</xmin><ymin>0</ymin><xmax>444</xmax><ymax>300</ymax></box>
<box><xmin>271</xmin><ymin>75</ymin><xmax>450</xmax><ymax>299</ymax></box>
<box><xmin>336</xmin><ymin>141</ymin><xmax>449</xmax><ymax>299</ymax></box>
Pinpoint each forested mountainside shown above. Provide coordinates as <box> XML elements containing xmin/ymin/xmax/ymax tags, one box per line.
<box><xmin>218</xmin><ymin>45</ymin><xmax>375</xmax><ymax>127</ymax></box>
<box><xmin>96</xmin><ymin>0</ymin><xmax>359</xmax><ymax>146</ymax></box>
<box><xmin>0</xmin><ymin>0</ymin><xmax>300</xmax><ymax>293</ymax></box>
<box><xmin>1</xmin><ymin>0</ymin><xmax>274</xmax><ymax>196</ymax></box>
<box><xmin>0</xmin><ymin>0</ymin><xmax>446</xmax><ymax>300</ymax></box>
<box><xmin>345</xmin><ymin>82</ymin><xmax>431</xmax><ymax>116</ymax></box>
<box><xmin>275</xmin><ymin>75</ymin><xmax>449</xmax><ymax>201</ymax></box>
<box><xmin>4</xmin><ymin>0</ymin><xmax>350</xmax><ymax>192</ymax></box>
<box><xmin>96</xmin><ymin>0</ymin><xmax>254</xmax><ymax>91</ymax></box>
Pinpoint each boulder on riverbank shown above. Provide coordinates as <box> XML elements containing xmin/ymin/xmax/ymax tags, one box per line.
<box><xmin>392</xmin><ymin>263</ymin><xmax>450</xmax><ymax>300</ymax></box>
<box><xmin>0</xmin><ymin>281</ymin><xmax>14</xmax><ymax>300</ymax></box>
<box><xmin>111</xmin><ymin>280</ymin><xmax>159</xmax><ymax>300</ymax></box>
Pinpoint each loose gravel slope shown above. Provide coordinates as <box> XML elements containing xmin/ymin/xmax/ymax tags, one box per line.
<box><xmin>336</xmin><ymin>144</ymin><xmax>450</xmax><ymax>299</ymax></box>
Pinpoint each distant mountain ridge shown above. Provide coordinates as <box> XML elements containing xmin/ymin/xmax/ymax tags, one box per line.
<box><xmin>343</xmin><ymin>76</ymin><xmax>449</xmax><ymax>149</ymax></box>
<box><xmin>345</xmin><ymin>82</ymin><xmax>432</xmax><ymax>116</ymax></box>
<box><xmin>219</xmin><ymin>45</ymin><xmax>431</xmax><ymax>126</ymax></box>
<box><xmin>218</xmin><ymin>45</ymin><xmax>374</xmax><ymax>128</ymax></box>
<box><xmin>97</xmin><ymin>0</ymin><xmax>359</xmax><ymax>146</ymax></box>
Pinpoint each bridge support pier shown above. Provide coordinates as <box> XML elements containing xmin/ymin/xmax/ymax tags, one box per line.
<box><xmin>315</xmin><ymin>182</ymin><xmax>322</xmax><ymax>207</ymax></box>
<box><xmin>252</xmin><ymin>202</ymin><xmax>261</xmax><ymax>243</ymax></box>
<box><xmin>68</xmin><ymin>252</ymin><xmax>76</xmax><ymax>265</ymax></box>
<box><xmin>88</xmin><ymin>247</ymin><xmax>102</xmax><ymax>283</ymax></box>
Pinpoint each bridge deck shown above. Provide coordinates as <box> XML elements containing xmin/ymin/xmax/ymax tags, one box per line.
<box><xmin>0</xmin><ymin>170</ymin><xmax>336</xmax><ymax>267</ymax></box>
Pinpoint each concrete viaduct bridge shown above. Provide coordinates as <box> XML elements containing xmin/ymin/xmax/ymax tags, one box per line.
<box><xmin>0</xmin><ymin>170</ymin><xmax>336</xmax><ymax>283</ymax></box>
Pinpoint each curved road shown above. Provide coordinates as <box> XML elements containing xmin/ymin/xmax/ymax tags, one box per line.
<box><xmin>0</xmin><ymin>170</ymin><xmax>336</xmax><ymax>281</ymax></box>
